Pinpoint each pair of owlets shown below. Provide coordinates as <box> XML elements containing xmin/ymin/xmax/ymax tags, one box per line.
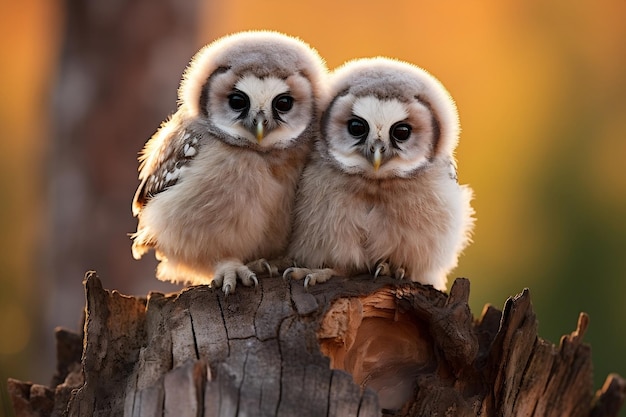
<box><xmin>131</xmin><ymin>31</ymin><xmax>475</xmax><ymax>295</ymax></box>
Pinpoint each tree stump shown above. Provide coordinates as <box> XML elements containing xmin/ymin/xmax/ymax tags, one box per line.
<box><xmin>7</xmin><ymin>272</ymin><xmax>626</xmax><ymax>417</ymax></box>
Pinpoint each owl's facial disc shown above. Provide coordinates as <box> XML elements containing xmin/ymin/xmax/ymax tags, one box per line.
<box><xmin>350</xmin><ymin>97</ymin><xmax>409</xmax><ymax>173</ymax></box>
<box><xmin>328</xmin><ymin>95</ymin><xmax>434</xmax><ymax>178</ymax></box>
<box><xmin>229</xmin><ymin>75</ymin><xmax>294</xmax><ymax>146</ymax></box>
<box><xmin>209</xmin><ymin>69</ymin><xmax>313</xmax><ymax>149</ymax></box>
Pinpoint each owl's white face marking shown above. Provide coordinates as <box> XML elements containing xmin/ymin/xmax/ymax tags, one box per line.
<box><xmin>209</xmin><ymin>73</ymin><xmax>314</xmax><ymax>149</ymax></box>
<box><xmin>352</xmin><ymin>97</ymin><xmax>408</xmax><ymax>138</ymax></box>
<box><xmin>326</xmin><ymin>95</ymin><xmax>434</xmax><ymax>179</ymax></box>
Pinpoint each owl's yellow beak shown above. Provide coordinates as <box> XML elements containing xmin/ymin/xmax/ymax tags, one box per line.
<box><xmin>370</xmin><ymin>139</ymin><xmax>386</xmax><ymax>172</ymax></box>
<box><xmin>372</xmin><ymin>148</ymin><xmax>382</xmax><ymax>172</ymax></box>
<box><xmin>256</xmin><ymin>119</ymin><xmax>264</xmax><ymax>143</ymax></box>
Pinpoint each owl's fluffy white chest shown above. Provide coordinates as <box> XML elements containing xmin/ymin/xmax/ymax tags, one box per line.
<box><xmin>139</xmin><ymin>140</ymin><xmax>300</xmax><ymax>274</ymax></box>
<box><xmin>289</xmin><ymin>158</ymin><xmax>472</xmax><ymax>290</ymax></box>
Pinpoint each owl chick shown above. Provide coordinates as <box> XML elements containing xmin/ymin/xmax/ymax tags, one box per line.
<box><xmin>131</xmin><ymin>31</ymin><xmax>327</xmax><ymax>295</ymax></box>
<box><xmin>284</xmin><ymin>57</ymin><xmax>474</xmax><ymax>291</ymax></box>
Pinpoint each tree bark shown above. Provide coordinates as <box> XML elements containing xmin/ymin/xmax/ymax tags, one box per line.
<box><xmin>8</xmin><ymin>273</ymin><xmax>626</xmax><ymax>417</ymax></box>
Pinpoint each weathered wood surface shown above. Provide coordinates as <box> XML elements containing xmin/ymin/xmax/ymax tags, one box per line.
<box><xmin>8</xmin><ymin>272</ymin><xmax>626</xmax><ymax>416</ymax></box>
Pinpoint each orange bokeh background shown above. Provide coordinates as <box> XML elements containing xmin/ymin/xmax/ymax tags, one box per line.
<box><xmin>1</xmin><ymin>0</ymin><xmax>626</xmax><ymax>414</ymax></box>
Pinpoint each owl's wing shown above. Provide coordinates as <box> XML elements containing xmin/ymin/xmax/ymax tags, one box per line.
<box><xmin>132</xmin><ymin>117</ymin><xmax>201</xmax><ymax>216</ymax></box>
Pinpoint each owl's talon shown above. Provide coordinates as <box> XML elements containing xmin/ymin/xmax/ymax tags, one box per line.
<box><xmin>304</xmin><ymin>274</ymin><xmax>312</xmax><ymax>289</ymax></box>
<box><xmin>210</xmin><ymin>275</ymin><xmax>223</xmax><ymax>290</ymax></box>
<box><xmin>374</xmin><ymin>265</ymin><xmax>383</xmax><ymax>279</ymax></box>
<box><xmin>375</xmin><ymin>263</ymin><xmax>388</xmax><ymax>279</ymax></box>
<box><xmin>283</xmin><ymin>267</ymin><xmax>294</xmax><ymax>281</ymax></box>
<box><xmin>223</xmin><ymin>284</ymin><xmax>232</xmax><ymax>297</ymax></box>
<box><xmin>251</xmin><ymin>274</ymin><xmax>259</xmax><ymax>287</ymax></box>
<box><xmin>245</xmin><ymin>258</ymin><xmax>277</xmax><ymax>277</ymax></box>
<box><xmin>395</xmin><ymin>269</ymin><xmax>406</xmax><ymax>280</ymax></box>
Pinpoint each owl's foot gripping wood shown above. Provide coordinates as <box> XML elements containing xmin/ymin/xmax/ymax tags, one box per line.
<box><xmin>210</xmin><ymin>259</ymin><xmax>258</xmax><ymax>296</ymax></box>
<box><xmin>374</xmin><ymin>262</ymin><xmax>406</xmax><ymax>280</ymax></box>
<box><xmin>283</xmin><ymin>267</ymin><xmax>338</xmax><ymax>288</ymax></box>
<box><xmin>245</xmin><ymin>258</ymin><xmax>277</xmax><ymax>277</ymax></box>
<box><xmin>246</xmin><ymin>257</ymin><xmax>295</xmax><ymax>278</ymax></box>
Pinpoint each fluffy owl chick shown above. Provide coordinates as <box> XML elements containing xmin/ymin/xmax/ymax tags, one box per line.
<box><xmin>284</xmin><ymin>57</ymin><xmax>474</xmax><ymax>291</ymax></box>
<box><xmin>131</xmin><ymin>31</ymin><xmax>327</xmax><ymax>294</ymax></box>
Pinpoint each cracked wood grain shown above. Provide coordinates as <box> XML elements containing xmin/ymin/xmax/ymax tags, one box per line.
<box><xmin>8</xmin><ymin>273</ymin><xmax>626</xmax><ymax>417</ymax></box>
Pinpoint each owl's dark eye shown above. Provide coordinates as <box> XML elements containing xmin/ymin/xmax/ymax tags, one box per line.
<box><xmin>273</xmin><ymin>94</ymin><xmax>294</xmax><ymax>113</ymax></box>
<box><xmin>347</xmin><ymin>118</ymin><xmax>369</xmax><ymax>139</ymax></box>
<box><xmin>390</xmin><ymin>123</ymin><xmax>412</xmax><ymax>142</ymax></box>
<box><xmin>228</xmin><ymin>92</ymin><xmax>250</xmax><ymax>112</ymax></box>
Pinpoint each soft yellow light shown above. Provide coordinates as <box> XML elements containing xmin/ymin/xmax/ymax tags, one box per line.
<box><xmin>0</xmin><ymin>303</ymin><xmax>31</xmax><ymax>355</ymax></box>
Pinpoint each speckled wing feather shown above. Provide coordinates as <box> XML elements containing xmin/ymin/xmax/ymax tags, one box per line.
<box><xmin>132</xmin><ymin>117</ymin><xmax>201</xmax><ymax>216</ymax></box>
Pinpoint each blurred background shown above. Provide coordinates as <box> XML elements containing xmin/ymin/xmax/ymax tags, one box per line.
<box><xmin>1</xmin><ymin>0</ymin><xmax>625</xmax><ymax>415</ymax></box>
